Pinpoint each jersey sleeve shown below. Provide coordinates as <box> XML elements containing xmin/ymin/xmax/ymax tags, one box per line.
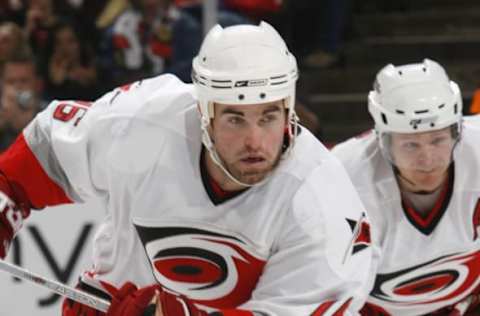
<box><xmin>0</xmin><ymin>95</ymin><xmax>113</xmax><ymax>208</ymax></box>
<box><xmin>0</xmin><ymin>77</ymin><xmax>156</xmax><ymax>208</ymax></box>
<box><xmin>239</xmin><ymin>157</ymin><xmax>375</xmax><ymax>316</ymax></box>
<box><xmin>0</xmin><ymin>75</ymin><xmax>191</xmax><ymax>209</ymax></box>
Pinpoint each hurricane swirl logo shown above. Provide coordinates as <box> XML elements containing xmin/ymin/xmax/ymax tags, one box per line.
<box><xmin>134</xmin><ymin>225</ymin><xmax>266</xmax><ymax>309</ymax></box>
<box><xmin>370</xmin><ymin>250</ymin><xmax>480</xmax><ymax>307</ymax></box>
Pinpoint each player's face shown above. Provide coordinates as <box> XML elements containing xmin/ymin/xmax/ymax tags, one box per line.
<box><xmin>209</xmin><ymin>100</ymin><xmax>287</xmax><ymax>189</ymax></box>
<box><xmin>389</xmin><ymin>127</ymin><xmax>456</xmax><ymax>192</ymax></box>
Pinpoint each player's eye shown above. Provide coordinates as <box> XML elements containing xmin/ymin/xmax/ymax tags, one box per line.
<box><xmin>227</xmin><ymin>116</ymin><xmax>244</xmax><ymax>125</ymax></box>
<box><xmin>431</xmin><ymin>136</ymin><xmax>449</xmax><ymax>146</ymax></box>
<box><xmin>402</xmin><ymin>142</ymin><xmax>420</xmax><ymax>151</ymax></box>
<box><xmin>259</xmin><ymin>114</ymin><xmax>278</xmax><ymax>124</ymax></box>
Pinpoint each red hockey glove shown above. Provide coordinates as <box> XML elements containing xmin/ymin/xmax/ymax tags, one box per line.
<box><xmin>448</xmin><ymin>289</ymin><xmax>480</xmax><ymax>316</ymax></box>
<box><xmin>0</xmin><ymin>175</ymin><xmax>31</xmax><ymax>259</ymax></box>
<box><xmin>157</xmin><ymin>287</ymin><xmax>208</xmax><ymax>316</ymax></box>
<box><xmin>105</xmin><ymin>282</ymin><xmax>254</xmax><ymax>316</ymax></box>
<box><xmin>105</xmin><ymin>282</ymin><xmax>159</xmax><ymax>316</ymax></box>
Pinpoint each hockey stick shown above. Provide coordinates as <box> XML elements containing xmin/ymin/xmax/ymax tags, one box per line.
<box><xmin>0</xmin><ymin>259</ymin><xmax>110</xmax><ymax>312</ymax></box>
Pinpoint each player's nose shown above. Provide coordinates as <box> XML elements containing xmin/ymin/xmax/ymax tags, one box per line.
<box><xmin>244</xmin><ymin>125</ymin><xmax>263</xmax><ymax>151</ymax></box>
<box><xmin>416</xmin><ymin>145</ymin><xmax>438</xmax><ymax>167</ymax></box>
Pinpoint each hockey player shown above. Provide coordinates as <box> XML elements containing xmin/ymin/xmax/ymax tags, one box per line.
<box><xmin>0</xmin><ymin>22</ymin><xmax>373</xmax><ymax>316</ymax></box>
<box><xmin>332</xmin><ymin>59</ymin><xmax>480</xmax><ymax>316</ymax></box>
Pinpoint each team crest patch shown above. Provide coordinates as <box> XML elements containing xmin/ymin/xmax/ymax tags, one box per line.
<box><xmin>370</xmin><ymin>250</ymin><xmax>480</xmax><ymax>307</ymax></box>
<box><xmin>133</xmin><ymin>225</ymin><xmax>267</xmax><ymax>309</ymax></box>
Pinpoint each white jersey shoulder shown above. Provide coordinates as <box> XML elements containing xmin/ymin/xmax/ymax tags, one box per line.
<box><xmin>24</xmin><ymin>74</ymin><xmax>196</xmax><ymax>201</ymax></box>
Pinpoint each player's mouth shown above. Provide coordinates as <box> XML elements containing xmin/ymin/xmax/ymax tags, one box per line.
<box><xmin>240</xmin><ymin>156</ymin><xmax>266</xmax><ymax>164</ymax></box>
<box><xmin>416</xmin><ymin>169</ymin><xmax>437</xmax><ymax>174</ymax></box>
<box><xmin>241</xmin><ymin>157</ymin><xmax>265</xmax><ymax>163</ymax></box>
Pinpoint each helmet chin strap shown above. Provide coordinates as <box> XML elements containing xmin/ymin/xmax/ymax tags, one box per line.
<box><xmin>393</xmin><ymin>166</ymin><xmax>421</xmax><ymax>192</ymax></box>
<box><xmin>201</xmin><ymin>119</ymin><xmax>256</xmax><ymax>188</ymax></box>
<box><xmin>392</xmin><ymin>165</ymin><xmax>448</xmax><ymax>195</ymax></box>
<box><xmin>206</xmin><ymin>141</ymin><xmax>255</xmax><ymax>188</ymax></box>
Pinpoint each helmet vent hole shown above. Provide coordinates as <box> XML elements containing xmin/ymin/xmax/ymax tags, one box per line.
<box><xmin>238</xmin><ymin>94</ymin><xmax>245</xmax><ymax>100</ymax></box>
<box><xmin>395</xmin><ymin>109</ymin><xmax>405</xmax><ymax>114</ymax></box>
<box><xmin>381</xmin><ymin>113</ymin><xmax>388</xmax><ymax>124</ymax></box>
<box><xmin>438</xmin><ymin>103</ymin><xmax>445</xmax><ymax>109</ymax></box>
<box><xmin>414</xmin><ymin>109</ymin><xmax>429</xmax><ymax>114</ymax></box>
<box><xmin>202</xmin><ymin>57</ymin><xmax>207</xmax><ymax>62</ymax></box>
<box><xmin>398</xmin><ymin>70</ymin><xmax>403</xmax><ymax>75</ymax></box>
<box><xmin>422</xmin><ymin>67</ymin><xmax>427</xmax><ymax>72</ymax></box>
<box><xmin>454</xmin><ymin>103</ymin><xmax>458</xmax><ymax>114</ymax></box>
<box><xmin>260</xmin><ymin>93</ymin><xmax>266</xmax><ymax>99</ymax></box>
<box><xmin>430</xmin><ymin>123</ymin><xmax>435</xmax><ymax>127</ymax></box>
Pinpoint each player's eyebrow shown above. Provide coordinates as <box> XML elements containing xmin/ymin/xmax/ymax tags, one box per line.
<box><xmin>220</xmin><ymin>108</ymin><xmax>245</xmax><ymax>116</ymax></box>
<box><xmin>262</xmin><ymin>104</ymin><xmax>282</xmax><ymax>114</ymax></box>
<box><xmin>220</xmin><ymin>104</ymin><xmax>282</xmax><ymax>116</ymax></box>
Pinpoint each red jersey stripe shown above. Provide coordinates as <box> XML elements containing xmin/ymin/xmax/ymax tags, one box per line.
<box><xmin>0</xmin><ymin>134</ymin><xmax>72</xmax><ymax>208</ymax></box>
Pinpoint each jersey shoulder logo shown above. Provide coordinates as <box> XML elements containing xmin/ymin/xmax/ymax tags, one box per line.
<box><xmin>346</xmin><ymin>213</ymin><xmax>371</xmax><ymax>256</ymax></box>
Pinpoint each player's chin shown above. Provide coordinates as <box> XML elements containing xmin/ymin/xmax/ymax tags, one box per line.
<box><xmin>411</xmin><ymin>175</ymin><xmax>444</xmax><ymax>191</ymax></box>
<box><xmin>237</xmin><ymin>168</ymin><xmax>272</xmax><ymax>185</ymax></box>
<box><xmin>239</xmin><ymin>174</ymin><xmax>268</xmax><ymax>185</ymax></box>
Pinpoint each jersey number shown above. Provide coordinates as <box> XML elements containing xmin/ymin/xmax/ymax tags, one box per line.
<box><xmin>53</xmin><ymin>101</ymin><xmax>92</xmax><ymax>126</ymax></box>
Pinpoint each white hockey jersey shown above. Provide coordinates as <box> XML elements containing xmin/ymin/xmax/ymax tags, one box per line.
<box><xmin>2</xmin><ymin>74</ymin><xmax>374</xmax><ymax>315</ymax></box>
<box><xmin>332</xmin><ymin>115</ymin><xmax>480</xmax><ymax>316</ymax></box>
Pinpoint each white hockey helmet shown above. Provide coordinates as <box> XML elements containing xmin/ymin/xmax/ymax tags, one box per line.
<box><xmin>368</xmin><ymin>58</ymin><xmax>462</xmax><ymax>134</ymax></box>
<box><xmin>192</xmin><ymin>21</ymin><xmax>298</xmax><ymax>132</ymax></box>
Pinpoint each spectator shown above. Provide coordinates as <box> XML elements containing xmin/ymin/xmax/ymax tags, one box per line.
<box><xmin>303</xmin><ymin>0</ymin><xmax>352</xmax><ymax>68</ymax></box>
<box><xmin>0</xmin><ymin>53</ymin><xmax>44</xmax><ymax>151</ymax></box>
<box><xmin>222</xmin><ymin>0</ymin><xmax>281</xmax><ymax>21</ymax></box>
<box><xmin>53</xmin><ymin>0</ymin><xmax>108</xmax><ymax>53</ymax></box>
<box><xmin>106</xmin><ymin>0</ymin><xmax>175</xmax><ymax>85</ymax></box>
<box><xmin>24</xmin><ymin>0</ymin><xmax>60</xmax><ymax>68</ymax></box>
<box><xmin>170</xmin><ymin>0</ymin><xmax>251</xmax><ymax>82</ymax></box>
<box><xmin>44</xmin><ymin>21</ymin><xmax>100</xmax><ymax>101</ymax></box>
<box><xmin>0</xmin><ymin>21</ymin><xmax>31</xmax><ymax>72</ymax></box>
<box><xmin>96</xmin><ymin>0</ymin><xmax>129</xmax><ymax>29</ymax></box>
<box><xmin>0</xmin><ymin>0</ymin><xmax>26</xmax><ymax>25</ymax></box>
<box><xmin>275</xmin><ymin>0</ymin><xmax>352</xmax><ymax>68</ymax></box>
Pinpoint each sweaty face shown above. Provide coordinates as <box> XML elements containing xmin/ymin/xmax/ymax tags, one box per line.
<box><xmin>208</xmin><ymin>100</ymin><xmax>287</xmax><ymax>189</ymax></box>
<box><xmin>388</xmin><ymin>126</ymin><xmax>457</xmax><ymax>192</ymax></box>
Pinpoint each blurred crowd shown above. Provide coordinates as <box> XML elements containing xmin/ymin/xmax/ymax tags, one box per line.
<box><xmin>0</xmin><ymin>0</ymin><xmax>348</xmax><ymax>151</ymax></box>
